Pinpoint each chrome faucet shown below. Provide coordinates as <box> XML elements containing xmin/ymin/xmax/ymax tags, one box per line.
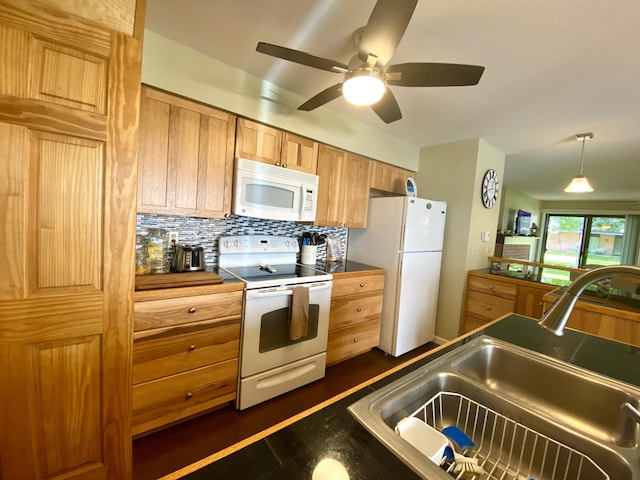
<box><xmin>538</xmin><ymin>265</ymin><xmax>640</xmax><ymax>336</ymax></box>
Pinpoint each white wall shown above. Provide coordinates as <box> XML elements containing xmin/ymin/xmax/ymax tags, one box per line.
<box><xmin>141</xmin><ymin>30</ymin><xmax>419</xmax><ymax>170</ymax></box>
<box><xmin>417</xmin><ymin>138</ymin><xmax>505</xmax><ymax>342</ymax></box>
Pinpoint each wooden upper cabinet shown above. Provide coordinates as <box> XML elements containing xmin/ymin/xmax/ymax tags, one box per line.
<box><xmin>370</xmin><ymin>161</ymin><xmax>415</xmax><ymax>195</ymax></box>
<box><xmin>315</xmin><ymin>144</ymin><xmax>372</xmax><ymax>228</ymax></box>
<box><xmin>235</xmin><ymin>118</ymin><xmax>318</xmax><ymax>174</ymax></box>
<box><xmin>138</xmin><ymin>86</ymin><xmax>237</xmax><ymax>219</ymax></box>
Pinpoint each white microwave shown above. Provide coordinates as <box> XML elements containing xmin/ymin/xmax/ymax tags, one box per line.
<box><xmin>232</xmin><ymin>157</ymin><xmax>319</xmax><ymax>222</ymax></box>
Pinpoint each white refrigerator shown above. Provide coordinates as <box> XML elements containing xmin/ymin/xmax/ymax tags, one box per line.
<box><xmin>348</xmin><ymin>196</ymin><xmax>447</xmax><ymax>357</ymax></box>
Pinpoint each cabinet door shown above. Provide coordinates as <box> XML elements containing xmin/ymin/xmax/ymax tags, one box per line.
<box><xmin>138</xmin><ymin>87</ymin><xmax>236</xmax><ymax>218</ymax></box>
<box><xmin>281</xmin><ymin>132</ymin><xmax>318</xmax><ymax>174</ymax></box>
<box><xmin>342</xmin><ymin>153</ymin><xmax>372</xmax><ymax>228</ymax></box>
<box><xmin>235</xmin><ymin>118</ymin><xmax>282</xmax><ymax>165</ymax></box>
<box><xmin>315</xmin><ymin>144</ymin><xmax>347</xmax><ymax>227</ymax></box>
<box><xmin>515</xmin><ymin>285</ymin><xmax>553</xmax><ymax>319</ymax></box>
<box><xmin>0</xmin><ymin>2</ymin><xmax>142</xmax><ymax>479</ymax></box>
<box><xmin>370</xmin><ymin>161</ymin><xmax>414</xmax><ymax>194</ymax></box>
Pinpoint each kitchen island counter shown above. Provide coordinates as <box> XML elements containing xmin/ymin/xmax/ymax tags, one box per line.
<box><xmin>170</xmin><ymin>315</ymin><xmax>640</xmax><ymax>479</ymax></box>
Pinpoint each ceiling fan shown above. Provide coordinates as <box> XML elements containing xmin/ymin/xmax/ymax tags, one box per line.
<box><xmin>256</xmin><ymin>0</ymin><xmax>485</xmax><ymax>124</ymax></box>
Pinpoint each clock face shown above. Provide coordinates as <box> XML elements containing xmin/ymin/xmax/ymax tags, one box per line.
<box><xmin>481</xmin><ymin>169</ymin><xmax>499</xmax><ymax>208</ymax></box>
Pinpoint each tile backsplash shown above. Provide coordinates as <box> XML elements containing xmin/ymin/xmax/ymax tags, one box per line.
<box><xmin>137</xmin><ymin>213</ymin><xmax>348</xmax><ymax>268</ymax></box>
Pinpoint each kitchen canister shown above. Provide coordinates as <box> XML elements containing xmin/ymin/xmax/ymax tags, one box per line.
<box><xmin>146</xmin><ymin>228</ymin><xmax>170</xmax><ymax>274</ymax></box>
<box><xmin>300</xmin><ymin>245</ymin><xmax>318</xmax><ymax>265</ymax></box>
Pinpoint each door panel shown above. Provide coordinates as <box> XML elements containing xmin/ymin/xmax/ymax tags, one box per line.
<box><xmin>28</xmin><ymin>131</ymin><xmax>103</xmax><ymax>294</ymax></box>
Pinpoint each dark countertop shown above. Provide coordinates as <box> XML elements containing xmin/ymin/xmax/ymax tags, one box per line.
<box><xmin>180</xmin><ymin>315</ymin><xmax>640</xmax><ymax>479</ymax></box>
<box><xmin>316</xmin><ymin>259</ymin><xmax>384</xmax><ymax>275</ymax></box>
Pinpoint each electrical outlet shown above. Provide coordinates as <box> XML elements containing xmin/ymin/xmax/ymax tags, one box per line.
<box><xmin>168</xmin><ymin>231</ymin><xmax>179</xmax><ymax>244</ymax></box>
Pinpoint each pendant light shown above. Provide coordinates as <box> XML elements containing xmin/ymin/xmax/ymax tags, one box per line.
<box><xmin>564</xmin><ymin>133</ymin><xmax>594</xmax><ymax>193</ymax></box>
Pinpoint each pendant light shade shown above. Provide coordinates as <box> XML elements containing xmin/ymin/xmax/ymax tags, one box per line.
<box><xmin>564</xmin><ymin>133</ymin><xmax>594</xmax><ymax>193</ymax></box>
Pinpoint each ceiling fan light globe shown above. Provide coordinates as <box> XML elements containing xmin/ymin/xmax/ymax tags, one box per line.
<box><xmin>342</xmin><ymin>70</ymin><xmax>386</xmax><ymax>106</ymax></box>
<box><xmin>564</xmin><ymin>175</ymin><xmax>594</xmax><ymax>193</ymax></box>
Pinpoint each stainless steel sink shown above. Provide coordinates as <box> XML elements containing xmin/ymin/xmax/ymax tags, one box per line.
<box><xmin>348</xmin><ymin>336</ymin><xmax>640</xmax><ymax>480</ymax></box>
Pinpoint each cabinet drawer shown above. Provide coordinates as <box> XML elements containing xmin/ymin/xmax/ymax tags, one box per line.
<box><xmin>467</xmin><ymin>276</ymin><xmax>517</xmax><ymax>299</ymax></box>
<box><xmin>332</xmin><ymin>274</ymin><xmax>384</xmax><ymax>297</ymax></box>
<box><xmin>465</xmin><ymin>290</ymin><xmax>515</xmax><ymax>321</ymax></box>
<box><xmin>134</xmin><ymin>291</ymin><xmax>243</xmax><ymax>331</ymax></box>
<box><xmin>326</xmin><ymin>318</ymin><xmax>381</xmax><ymax>365</ymax></box>
<box><xmin>132</xmin><ymin>359</ymin><xmax>238</xmax><ymax>436</ymax></box>
<box><xmin>133</xmin><ymin>318</ymin><xmax>240</xmax><ymax>384</ymax></box>
<box><xmin>329</xmin><ymin>292</ymin><xmax>383</xmax><ymax>331</ymax></box>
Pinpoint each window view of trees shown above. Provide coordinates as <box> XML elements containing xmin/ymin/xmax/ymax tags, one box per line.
<box><xmin>540</xmin><ymin>214</ymin><xmax>626</xmax><ymax>285</ymax></box>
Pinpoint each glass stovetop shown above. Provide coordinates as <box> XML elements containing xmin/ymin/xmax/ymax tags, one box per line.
<box><xmin>221</xmin><ymin>263</ymin><xmax>331</xmax><ymax>288</ymax></box>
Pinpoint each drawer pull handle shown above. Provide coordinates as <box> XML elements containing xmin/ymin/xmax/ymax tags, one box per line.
<box><xmin>185</xmin><ymin>392</ymin><xmax>193</xmax><ymax>400</ymax></box>
<box><xmin>359</xmin><ymin>283</ymin><xmax>365</xmax><ymax>288</ymax></box>
<box><xmin>488</xmin><ymin>285</ymin><xmax>494</xmax><ymax>290</ymax></box>
<box><xmin>188</xmin><ymin>307</ymin><xmax>196</xmax><ymax>314</ymax></box>
<box><xmin>356</xmin><ymin>307</ymin><xmax>362</xmax><ymax>312</ymax></box>
<box><xmin>188</xmin><ymin>345</ymin><xmax>196</xmax><ymax>351</ymax></box>
<box><xmin>353</xmin><ymin>338</ymin><xmax>358</xmax><ymax>343</ymax></box>
<box><xmin>485</xmin><ymin>306</ymin><xmax>492</xmax><ymax>311</ymax></box>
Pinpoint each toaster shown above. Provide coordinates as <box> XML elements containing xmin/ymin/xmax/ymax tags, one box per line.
<box><xmin>172</xmin><ymin>244</ymin><xmax>205</xmax><ymax>272</ymax></box>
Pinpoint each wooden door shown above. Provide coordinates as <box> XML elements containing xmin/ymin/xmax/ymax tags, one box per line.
<box><xmin>342</xmin><ymin>153</ymin><xmax>372</xmax><ymax>228</ymax></box>
<box><xmin>315</xmin><ymin>144</ymin><xmax>347</xmax><ymax>227</ymax></box>
<box><xmin>281</xmin><ymin>132</ymin><xmax>318</xmax><ymax>174</ymax></box>
<box><xmin>138</xmin><ymin>87</ymin><xmax>236</xmax><ymax>218</ymax></box>
<box><xmin>0</xmin><ymin>1</ymin><xmax>143</xmax><ymax>478</ymax></box>
<box><xmin>235</xmin><ymin>118</ymin><xmax>282</xmax><ymax>165</ymax></box>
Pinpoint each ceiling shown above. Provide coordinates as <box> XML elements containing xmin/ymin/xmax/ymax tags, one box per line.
<box><xmin>145</xmin><ymin>0</ymin><xmax>640</xmax><ymax>202</ymax></box>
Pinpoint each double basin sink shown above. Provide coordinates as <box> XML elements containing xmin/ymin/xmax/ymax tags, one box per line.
<box><xmin>348</xmin><ymin>336</ymin><xmax>640</xmax><ymax>479</ymax></box>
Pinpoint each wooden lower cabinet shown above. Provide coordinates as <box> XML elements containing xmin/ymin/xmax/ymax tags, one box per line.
<box><xmin>516</xmin><ymin>284</ymin><xmax>554</xmax><ymax>318</ymax></box>
<box><xmin>544</xmin><ymin>294</ymin><xmax>640</xmax><ymax>347</ymax></box>
<box><xmin>462</xmin><ymin>271</ymin><xmax>554</xmax><ymax>334</ymax></box>
<box><xmin>132</xmin><ymin>286</ymin><xmax>243</xmax><ymax>436</ymax></box>
<box><xmin>462</xmin><ymin>273</ymin><xmax>517</xmax><ymax>333</ymax></box>
<box><xmin>327</xmin><ymin>270</ymin><xmax>384</xmax><ymax>365</ymax></box>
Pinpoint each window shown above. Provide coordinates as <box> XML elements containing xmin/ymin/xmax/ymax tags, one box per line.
<box><xmin>539</xmin><ymin>214</ymin><xmax>626</xmax><ymax>285</ymax></box>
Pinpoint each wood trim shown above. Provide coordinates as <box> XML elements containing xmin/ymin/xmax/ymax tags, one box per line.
<box><xmin>0</xmin><ymin>95</ymin><xmax>107</xmax><ymax>139</ymax></box>
<box><xmin>0</xmin><ymin>1</ymin><xmax>112</xmax><ymax>56</ymax></box>
<box><xmin>100</xmin><ymin>29</ymin><xmax>143</xmax><ymax>480</ymax></box>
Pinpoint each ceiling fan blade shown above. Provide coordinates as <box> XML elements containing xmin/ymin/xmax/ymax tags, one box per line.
<box><xmin>256</xmin><ymin>42</ymin><xmax>348</xmax><ymax>73</ymax></box>
<box><xmin>387</xmin><ymin>63</ymin><xmax>485</xmax><ymax>87</ymax></box>
<box><xmin>358</xmin><ymin>0</ymin><xmax>418</xmax><ymax>66</ymax></box>
<box><xmin>371</xmin><ymin>89</ymin><xmax>402</xmax><ymax>124</ymax></box>
<box><xmin>298</xmin><ymin>83</ymin><xmax>344</xmax><ymax>111</ymax></box>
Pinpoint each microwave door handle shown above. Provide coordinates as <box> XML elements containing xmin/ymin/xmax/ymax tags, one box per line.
<box><xmin>298</xmin><ymin>185</ymin><xmax>305</xmax><ymax>221</ymax></box>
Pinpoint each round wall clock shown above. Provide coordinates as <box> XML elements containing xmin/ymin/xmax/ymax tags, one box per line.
<box><xmin>481</xmin><ymin>169</ymin><xmax>499</xmax><ymax>208</ymax></box>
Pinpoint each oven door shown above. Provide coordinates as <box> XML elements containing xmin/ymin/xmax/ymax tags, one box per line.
<box><xmin>240</xmin><ymin>281</ymin><xmax>332</xmax><ymax>378</ymax></box>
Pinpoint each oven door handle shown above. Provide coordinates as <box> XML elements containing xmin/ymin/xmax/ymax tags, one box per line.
<box><xmin>245</xmin><ymin>282</ymin><xmax>332</xmax><ymax>299</ymax></box>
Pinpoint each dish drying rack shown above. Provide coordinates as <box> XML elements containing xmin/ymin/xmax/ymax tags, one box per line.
<box><xmin>407</xmin><ymin>391</ymin><xmax>609</xmax><ymax>480</ymax></box>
